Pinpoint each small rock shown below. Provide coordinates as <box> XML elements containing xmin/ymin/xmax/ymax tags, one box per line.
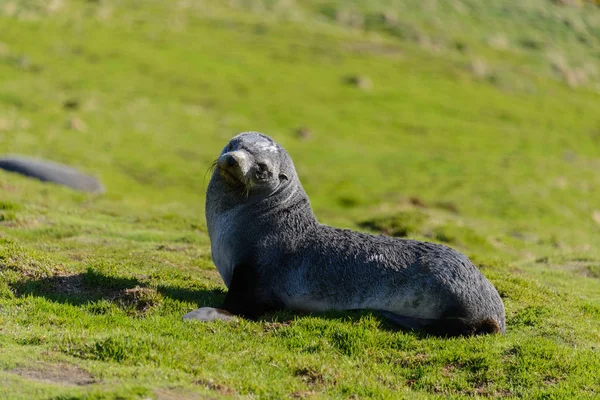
<box><xmin>183</xmin><ymin>307</ymin><xmax>236</xmax><ymax>322</ymax></box>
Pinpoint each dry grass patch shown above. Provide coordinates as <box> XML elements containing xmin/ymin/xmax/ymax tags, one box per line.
<box><xmin>10</xmin><ymin>362</ymin><xmax>96</xmax><ymax>386</ymax></box>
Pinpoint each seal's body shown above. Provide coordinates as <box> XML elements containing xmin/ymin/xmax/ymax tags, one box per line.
<box><xmin>185</xmin><ymin>132</ymin><xmax>505</xmax><ymax>336</ymax></box>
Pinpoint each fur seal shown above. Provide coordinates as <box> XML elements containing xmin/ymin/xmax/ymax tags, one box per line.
<box><xmin>184</xmin><ymin>132</ymin><xmax>505</xmax><ymax>336</ymax></box>
<box><xmin>0</xmin><ymin>156</ymin><xmax>105</xmax><ymax>193</ymax></box>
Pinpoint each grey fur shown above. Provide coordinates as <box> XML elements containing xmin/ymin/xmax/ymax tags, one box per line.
<box><xmin>190</xmin><ymin>132</ymin><xmax>505</xmax><ymax>335</ymax></box>
<box><xmin>0</xmin><ymin>156</ymin><xmax>105</xmax><ymax>193</ymax></box>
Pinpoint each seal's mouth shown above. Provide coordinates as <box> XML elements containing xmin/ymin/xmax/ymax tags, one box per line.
<box><xmin>215</xmin><ymin>150</ymin><xmax>255</xmax><ymax>192</ymax></box>
<box><xmin>219</xmin><ymin>166</ymin><xmax>244</xmax><ymax>185</ymax></box>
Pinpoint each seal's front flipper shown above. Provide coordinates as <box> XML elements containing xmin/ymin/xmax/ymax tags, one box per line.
<box><xmin>222</xmin><ymin>262</ymin><xmax>283</xmax><ymax>320</ymax></box>
<box><xmin>183</xmin><ymin>307</ymin><xmax>236</xmax><ymax>322</ymax></box>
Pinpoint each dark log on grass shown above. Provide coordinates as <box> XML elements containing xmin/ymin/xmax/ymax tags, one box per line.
<box><xmin>0</xmin><ymin>156</ymin><xmax>105</xmax><ymax>193</ymax></box>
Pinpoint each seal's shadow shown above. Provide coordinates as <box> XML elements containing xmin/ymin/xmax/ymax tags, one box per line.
<box><xmin>12</xmin><ymin>268</ymin><xmax>226</xmax><ymax>309</ymax></box>
<box><xmin>13</xmin><ymin>268</ymin><xmax>403</xmax><ymax>332</ymax></box>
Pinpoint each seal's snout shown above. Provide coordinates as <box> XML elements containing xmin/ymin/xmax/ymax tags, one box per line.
<box><xmin>218</xmin><ymin>151</ymin><xmax>246</xmax><ymax>169</ymax></box>
<box><xmin>217</xmin><ymin>150</ymin><xmax>248</xmax><ymax>185</ymax></box>
<box><xmin>224</xmin><ymin>153</ymin><xmax>239</xmax><ymax>168</ymax></box>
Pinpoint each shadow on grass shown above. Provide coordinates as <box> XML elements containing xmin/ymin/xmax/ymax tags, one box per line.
<box><xmin>12</xmin><ymin>268</ymin><xmax>407</xmax><ymax>329</ymax></box>
<box><xmin>12</xmin><ymin>268</ymin><xmax>425</xmax><ymax>334</ymax></box>
<box><xmin>12</xmin><ymin>267</ymin><xmax>226</xmax><ymax>308</ymax></box>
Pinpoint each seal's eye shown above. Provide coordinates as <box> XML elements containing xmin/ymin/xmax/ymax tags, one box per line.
<box><xmin>226</xmin><ymin>143</ymin><xmax>233</xmax><ymax>152</ymax></box>
<box><xmin>255</xmin><ymin>162</ymin><xmax>269</xmax><ymax>180</ymax></box>
<box><xmin>257</xmin><ymin>163</ymin><xmax>268</xmax><ymax>172</ymax></box>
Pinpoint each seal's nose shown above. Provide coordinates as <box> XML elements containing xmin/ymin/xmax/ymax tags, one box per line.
<box><xmin>219</xmin><ymin>151</ymin><xmax>246</xmax><ymax>171</ymax></box>
<box><xmin>225</xmin><ymin>153</ymin><xmax>239</xmax><ymax>168</ymax></box>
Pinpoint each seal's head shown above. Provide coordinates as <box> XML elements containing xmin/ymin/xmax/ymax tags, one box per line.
<box><xmin>213</xmin><ymin>132</ymin><xmax>293</xmax><ymax>197</ymax></box>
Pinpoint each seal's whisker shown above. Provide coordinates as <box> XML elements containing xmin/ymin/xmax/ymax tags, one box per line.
<box><xmin>204</xmin><ymin>159</ymin><xmax>219</xmax><ymax>183</ymax></box>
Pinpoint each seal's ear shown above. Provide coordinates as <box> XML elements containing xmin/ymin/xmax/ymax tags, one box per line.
<box><xmin>278</xmin><ymin>173</ymin><xmax>289</xmax><ymax>181</ymax></box>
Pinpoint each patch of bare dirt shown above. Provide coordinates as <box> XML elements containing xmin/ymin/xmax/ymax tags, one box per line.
<box><xmin>473</xmin><ymin>382</ymin><xmax>513</xmax><ymax>398</ymax></box>
<box><xmin>294</xmin><ymin>367</ymin><xmax>328</xmax><ymax>387</ymax></box>
<box><xmin>156</xmin><ymin>244</ymin><xmax>191</xmax><ymax>252</ymax></box>
<box><xmin>592</xmin><ymin>210</ymin><xmax>600</xmax><ymax>225</ymax></box>
<box><xmin>0</xmin><ymin>215</ymin><xmax>43</xmax><ymax>228</ymax></box>
<box><xmin>262</xmin><ymin>321</ymin><xmax>293</xmax><ymax>333</ymax></box>
<box><xmin>552</xmin><ymin>262</ymin><xmax>600</xmax><ymax>279</ymax></box>
<box><xmin>154</xmin><ymin>388</ymin><xmax>214</xmax><ymax>400</ymax></box>
<box><xmin>343</xmin><ymin>41</ymin><xmax>403</xmax><ymax>58</ymax></box>
<box><xmin>50</xmin><ymin>271</ymin><xmax>84</xmax><ymax>294</ymax></box>
<box><xmin>11</xmin><ymin>362</ymin><xmax>95</xmax><ymax>386</ymax></box>
<box><xmin>395</xmin><ymin>353</ymin><xmax>429</xmax><ymax>368</ymax></box>
<box><xmin>0</xmin><ymin>182</ymin><xmax>17</xmax><ymax>192</ymax></box>
<box><xmin>290</xmin><ymin>390</ymin><xmax>317</xmax><ymax>399</ymax></box>
<box><xmin>194</xmin><ymin>378</ymin><xmax>236</xmax><ymax>396</ymax></box>
<box><xmin>113</xmin><ymin>286</ymin><xmax>163</xmax><ymax>314</ymax></box>
<box><xmin>441</xmin><ymin>364</ymin><xmax>457</xmax><ymax>377</ymax></box>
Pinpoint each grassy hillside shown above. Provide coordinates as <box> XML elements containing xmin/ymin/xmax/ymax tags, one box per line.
<box><xmin>1</xmin><ymin>0</ymin><xmax>599</xmax><ymax>398</ymax></box>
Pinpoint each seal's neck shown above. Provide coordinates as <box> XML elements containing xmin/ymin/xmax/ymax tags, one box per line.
<box><xmin>205</xmin><ymin>174</ymin><xmax>318</xmax><ymax>233</ymax></box>
<box><xmin>254</xmin><ymin>181</ymin><xmax>318</xmax><ymax>227</ymax></box>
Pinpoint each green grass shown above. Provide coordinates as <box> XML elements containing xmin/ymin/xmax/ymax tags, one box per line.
<box><xmin>1</xmin><ymin>0</ymin><xmax>600</xmax><ymax>398</ymax></box>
